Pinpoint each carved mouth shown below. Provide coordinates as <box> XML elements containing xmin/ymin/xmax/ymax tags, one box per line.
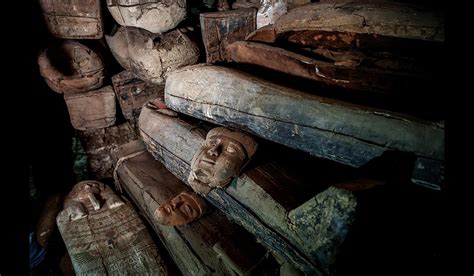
<box><xmin>200</xmin><ymin>158</ymin><xmax>215</xmax><ymax>165</ymax></box>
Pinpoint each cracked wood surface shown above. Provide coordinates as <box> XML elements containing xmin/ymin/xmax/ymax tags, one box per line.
<box><xmin>226</xmin><ymin>41</ymin><xmax>431</xmax><ymax>94</ymax></box>
<box><xmin>113</xmin><ymin>142</ymin><xmax>273</xmax><ymax>275</ymax></box>
<box><xmin>57</xmin><ymin>185</ymin><xmax>170</xmax><ymax>275</ymax></box>
<box><xmin>39</xmin><ymin>0</ymin><xmax>103</xmax><ymax>39</ymax></box>
<box><xmin>111</xmin><ymin>70</ymin><xmax>164</xmax><ymax>127</ymax></box>
<box><xmin>165</xmin><ymin>65</ymin><xmax>444</xmax><ymax>164</ymax></box>
<box><xmin>106</xmin><ymin>0</ymin><xmax>186</xmax><ymax>34</ymax></box>
<box><xmin>78</xmin><ymin>122</ymin><xmax>138</xmax><ymax>179</ymax></box>
<box><xmin>200</xmin><ymin>8</ymin><xmax>257</xmax><ymax>63</ymax></box>
<box><xmin>165</xmin><ymin>65</ymin><xmax>444</xmax><ymax>190</ymax></box>
<box><xmin>139</xmin><ymin>107</ymin><xmax>358</xmax><ymax>274</ymax></box>
<box><xmin>64</xmin><ymin>86</ymin><xmax>116</xmax><ymax>131</ymax></box>
<box><xmin>275</xmin><ymin>1</ymin><xmax>444</xmax><ymax>43</ymax></box>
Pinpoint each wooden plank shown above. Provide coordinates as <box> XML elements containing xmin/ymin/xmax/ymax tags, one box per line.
<box><xmin>64</xmin><ymin>85</ymin><xmax>116</xmax><ymax>131</ymax></box>
<box><xmin>164</xmin><ymin>65</ymin><xmax>444</xmax><ymax>170</ymax></box>
<box><xmin>77</xmin><ymin>122</ymin><xmax>138</xmax><ymax>179</ymax></box>
<box><xmin>226</xmin><ymin>41</ymin><xmax>431</xmax><ymax>94</ymax></box>
<box><xmin>57</xmin><ymin>181</ymin><xmax>170</xmax><ymax>275</ymax></box>
<box><xmin>111</xmin><ymin>70</ymin><xmax>164</xmax><ymax>126</ymax></box>
<box><xmin>200</xmin><ymin>9</ymin><xmax>257</xmax><ymax>63</ymax></box>
<box><xmin>39</xmin><ymin>0</ymin><xmax>103</xmax><ymax>39</ymax></box>
<box><xmin>139</xmin><ymin>107</ymin><xmax>359</xmax><ymax>274</ymax></box>
<box><xmin>113</xmin><ymin>144</ymin><xmax>275</xmax><ymax>275</ymax></box>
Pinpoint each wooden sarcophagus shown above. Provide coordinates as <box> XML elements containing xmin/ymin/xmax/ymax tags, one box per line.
<box><xmin>105</xmin><ymin>26</ymin><xmax>199</xmax><ymax>84</ymax></box>
<box><xmin>113</xmin><ymin>141</ymin><xmax>279</xmax><ymax>275</ymax></box>
<box><xmin>138</xmin><ymin>105</ymin><xmax>358</xmax><ymax>274</ymax></box>
<box><xmin>164</xmin><ymin>65</ymin><xmax>445</xmax><ymax>190</ymax></box>
<box><xmin>56</xmin><ymin>180</ymin><xmax>170</xmax><ymax>275</ymax></box>
<box><xmin>106</xmin><ymin>0</ymin><xmax>186</xmax><ymax>34</ymax></box>
<box><xmin>38</xmin><ymin>0</ymin><xmax>104</xmax><ymax>39</ymax></box>
<box><xmin>38</xmin><ymin>41</ymin><xmax>105</xmax><ymax>94</ymax></box>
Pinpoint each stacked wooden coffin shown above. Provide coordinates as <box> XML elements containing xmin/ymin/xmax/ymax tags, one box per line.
<box><xmin>36</xmin><ymin>0</ymin><xmax>445</xmax><ymax>275</ymax></box>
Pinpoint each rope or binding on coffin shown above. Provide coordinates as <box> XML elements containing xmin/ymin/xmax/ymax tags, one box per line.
<box><xmin>113</xmin><ymin>150</ymin><xmax>146</xmax><ymax>193</ymax></box>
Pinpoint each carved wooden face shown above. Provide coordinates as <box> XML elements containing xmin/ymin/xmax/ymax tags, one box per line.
<box><xmin>189</xmin><ymin>135</ymin><xmax>247</xmax><ymax>189</ymax></box>
<box><xmin>154</xmin><ymin>192</ymin><xmax>205</xmax><ymax>226</ymax></box>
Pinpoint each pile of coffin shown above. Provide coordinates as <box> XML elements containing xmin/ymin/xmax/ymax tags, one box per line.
<box><xmin>36</xmin><ymin>0</ymin><xmax>445</xmax><ymax>275</ymax></box>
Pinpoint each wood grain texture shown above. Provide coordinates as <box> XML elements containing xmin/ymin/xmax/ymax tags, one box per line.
<box><xmin>275</xmin><ymin>1</ymin><xmax>444</xmax><ymax>42</ymax></box>
<box><xmin>200</xmin><ymin>8</ymin><xmax>257</xmax><ymax>63</ymax></box>
<box><xmin>64</xmin><ymin>86</ymin><xmax>116</xmax><ymax>131</ymax></box>
<box><xmin>111</xmin><ymin>70</ymin><xmax>164</xmax><ymax>126</ymax></box>
<box><xmin>78</xmin><ymin>122</ymin><xmax>138</xmax><ymax>179</ymax></box>
<box><xmin>39</xmin><ymin>0</ymin><xmax>103</xmax><ymax>39</ymax></box>
<box><xmin>226</xmin><ymin>41</ymin><xmax>430</xmax><ymax>94</ymax></box>
<box><xmin>57</xmin><ymin>184</ymin><xmax>170</xmax><ymax>275</ymax></box>
<box><xmin>165</xmin><ymin>65</ymin><xmax>444</xmax><ymax>165</ymax></box>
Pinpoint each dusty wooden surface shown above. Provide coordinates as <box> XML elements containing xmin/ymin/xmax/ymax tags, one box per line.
<box><xmin>200</xmin><ymin>8</ymin><xmax>256</xmax><ymax>63</ymax></box>
<box><xmin>245</xmin><ymin>24</ymin><xmax>276</xmax><ymax>43</ymax></box>
<box><xmin>39</xmin><ymin>0</ymin><xmax>103</xmax><ymax>39</ymax></box>
<box><xmin>226</xmin><ymin>41</ymin><xmax>431</xmax><ymax>94</ymax></box>
<box><xmin>106</xmin><ymin>0</ymin><xmax>186</xmax><ymax>34</ymax></box>
<box><xmin>275</xmin><ymin>1</ymin><xmax>444</xmax><ymax>44</ymax></box>
<box><xmin>64</xmin><ymin>86</ymin><xmax>116</xmax><ymax>131</ymax></box>
<box><xmin>57</xmin><ymin>182</ymin><xmax>170</xmax><ymax>275</ymax></box>
<box><xmin>38</xmin><ymin>41</ymin><xmax>105</xmax><ymax>94</ymax></box>
<box><xmin>139</xmin><ymin>107</ymin><xmax>360</xmax><ymax>274</ymax></box>
<box><xmin>111</xmin><ymin>70</ymin><xmax>164</xmax><ymax>126</ymax></box>
<box><xmin>77</xmin><ymin>122</ymin><xmax>138</xmax><ymax>179</ymax></box>
<box><xmin>165</xmin><ymin>65</ymin><xmax>444</xmax><ymax>179</ymax></box>
<box><xmin>113</xmin><ymin>142</ymin><xmax>275</xmax><ymax>275</ymax></box>
<box><xmin>106</xmin><ymin>27</ymin><xmax>199</xmax><ymax>84</ymax></box>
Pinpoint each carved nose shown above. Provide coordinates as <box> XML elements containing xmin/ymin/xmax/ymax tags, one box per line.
<box><xmin>207</xmin><ymin>145</ymin><xmax>219</xmax><ymax>156</ymax></box>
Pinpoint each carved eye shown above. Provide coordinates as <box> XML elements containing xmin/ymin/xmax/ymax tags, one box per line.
<box><xmin>226</xmin><ymin>146</ymin><xmax>236</xmax><ymax>153</ymax></box>
<box><xmin>180</xmin><ymin>204</ymin><xmax>193</xmax><ymax>216</ymax></box>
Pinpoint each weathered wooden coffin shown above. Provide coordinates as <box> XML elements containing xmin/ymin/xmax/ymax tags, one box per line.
<box><xmin>111</xmin><ymin>70</ymin><xmax>164</xmax><ymax>126</ymax></box>
<box><xmin>38</xmin><ymin>41</ymin><xmax>105</xmax><ymax>94</ymax></box>
<box><xmin>273</xmin><ymin>1</ymin><xmax>444</xmax><ymax>51</ymax></box>
<box><xmin>106</xmin><ymin>27</ymin><xmax>199</xmax><ymax>84</ymax></box>
<box><xmin>39</xmin><ymin>0</ymin><xmax>103</xmax><ymax>39</ymax></box>
<box><xmin>200</xmin><ymin>9</ymin><xmax>256</xmax><ymax>63</ymax></box>
<box><xmin>113</xmin><ymin>141</ymin><xmax>278</xmax><ymax>275</ymax></box>
<box><xmin>77</xmin><ymin>122</ymin><xmax>138</xmax><ymax>179</ymax></box>
<box><xmin>139</xmin><ymin>106</ymin><xmax>358</xmax><ymax>274</ymax></box>
<box><xmin>106</xmin><ymin>0</ymin><xmax>186</xmax><ymax>34</ymax></box>
<box><xmin>57</xmin><ymin>181</ymin><xmax>170</xmax><ymax>275</ymax></box>
<box><xmin>64</xmin><ymin>85</ymin><xmax>116</xmax><ymax>131</ymax></box>
<box><xmin>164</xmin><ymin>65</ymin><xmax>445</xmax><ymax>190</ymax></box>
<box><xmin>226</xmin><ymin>41</ymin><xmax>431</xmax><ymax>94</ymax></box>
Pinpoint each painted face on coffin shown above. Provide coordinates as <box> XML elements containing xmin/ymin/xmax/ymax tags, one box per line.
<box><xmin>154</xmin><ymin>192</ymin><xmax>206</xmax><ymax>226</ymax></box>
<box><xmin>190</xmin><ymin>135</ymin><xmax>247</xmax><ymax>189</ymax></box>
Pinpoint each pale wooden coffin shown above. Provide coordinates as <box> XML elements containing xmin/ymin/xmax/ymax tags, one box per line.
<box><xmin>111</xmin><ymin>70</ymin><xmax>164</xmax><ymax>127</ymax></box>
<box><xmin>106</xmin><ymin>27</ymin><xmax>199</xmax><ymax>84</ymax></box>
<box><xmin>39</xmin><ymin>0</ymin><xmax>104</xmax><ymax>39</ymax></box>
<box><xmin>64</xmin><ymin>85</ymin><xmax>116</xmax><ymax>131</ymax></box>
<box><xmin>106</xmin><ymin>0</ymin><xmax>186</xmax><ymax>34</ymax></box>
<box><xmin>164</xmin><ymin>65</ymin><xmax>445</xmax><ymax>190</ymax></box>
<box><xmin>139</xmin><ymin>106</ymin><xmax>358</xmax><ymax>274</ymax></box>
<box><xmin>274</xmin><ymin>1</ymin><xmax>444</xmax><ymax>50</ymax></box>
<box><xmin>113</xmin><ymin>141</ymin><xmax>278</xmax><ymax>275</ymax></box>
<box><xmin>57</xmin><ymin>181</ymin><xmax>170</xmax><ymax>275</ymax></box>
<box><xmin>77</xmin><ymin>122</ymin><xmax>138</xmax><ymax>179</ymax></box>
